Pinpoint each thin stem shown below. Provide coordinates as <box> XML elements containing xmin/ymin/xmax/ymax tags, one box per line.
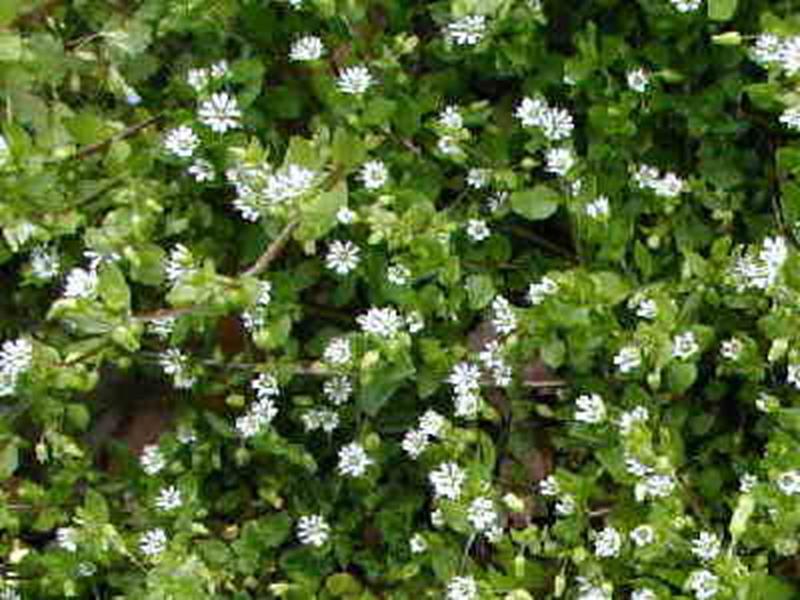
<box><xmin>243</xmin><ymin>220</ymin><xmax>299</xmax><ymax>278</ymax></box>
<box><xmin>72</xmin><ymin>114</ymin><xmax>162</xmax><ymax>161</ymax></box>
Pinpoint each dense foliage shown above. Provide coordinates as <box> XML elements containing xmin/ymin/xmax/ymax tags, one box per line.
<box><xmin>4</xmin><ymin>0</ymin><xmax>800</xmax><ymax>597</ymax></box>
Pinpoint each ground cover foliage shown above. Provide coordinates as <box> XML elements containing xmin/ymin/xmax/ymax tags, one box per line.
<box><xmin>4</xmin><ymin>0</ymin><xmax>800</xmax><ymax>597</ymax></box>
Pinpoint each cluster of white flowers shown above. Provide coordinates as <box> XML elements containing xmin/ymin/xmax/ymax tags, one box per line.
<box><xmin>576</xmin><ymin>577</ymin><xmax>612</xmax><ymax>600</ymax></box>
<box><xmin>627</xmin><ymin>67</ymin><xmax>651</xmax><ymax>93</ymax></box>
<box><xmin>467</xmin><ymin>168</ymin><xmax>490</xmax><ymax>189</ymax></box>
<box><xmin>359</xmin><ymin>159</ymin><xmax>389</xmax><ymax>190</ymax></box>
<box><xmin>779</xmin><ymin>106</ymin><xmax>800</xmax><ymax>131</ymax></box>
<box><xmin>490</xmin><ymin>295</ymin><xmax>517</xmax><ymax>336</ymax></box>
<box><xmin>63</xmin><ymin>267</ymin><xmax>99</xmax><ymax>299</ymax></box>
<box><xmin>357</xmin><ymin>306</ymin><xmax>405</xmax><ymax>338</ymax></box>
<box><xmin>594</xmin><ymin>525</ymin><xmax>622</xmax><ymax>557</ymax></box>
<box><xmin>57</xmin><ymin>527</ymin><xmax>78</xmax><ymax>552</ymax></box>
<box><xmin>574</xmin><ymin>393</ymin><xmax>607</xmax><ymax>424</ymax></box>
<box><xmin>448</xmin><ymin>361</ymin><xmax>482</xmax><ymax>418</ymax></box>
<box><xmin>140</xmin><ymin>444</ymin><xmax>166</xmax><ymax>476</ymax></box>
<box><xmin>528</xmin><ymin>275</ymin><xmax>558</xmax><ymax>305</ymax></box>
<box><xmin>159</xmin><ymin>348</ymin><xmax>196</xmax><ymax>389</ymax></box>
<box><xmin>296</xmin><ymin>514</ymin><xmax>330</xmax><ymax>547</ymax></box>
<box><xmin>155</xmin><ymin>485</ymin><xmax>183</xmax><ymax>511</ymax></box>
<box><xmin>429</xmin><ymin>461</ymin><xmax>466</xmax><ymax>500</ymax></box>
<box><xmin>242</xmin><ymin>280</ymin><xmax>273</xmax><ymax>332</ymax></box>
<box><xmin>236</xmin><ymin>373</ymin><xmax>280</xmax><ymax>438</ymax></box>
<box><xmin>585</xmin><ymin>195</ymin><xmax>611</xmax><ymax>220</ymax></box>
<box><xmin>387</xmin><ymin>263</ymin><xmax>411</xmax><ymax>286</ymax></box>
<box><xmin>686</xmin><ymin>569</ymin><xmax>719</xmax><ymax>599</ymax></box>
<box><xmin>479</xmin><ymin>340</ymin><xmax>512</xmax><ymax>387</ymax></box>
<box><xmin>186</xmin><ymin>60</ymin><xmax>229</xmax><ymax>93</ymax></box>
<box><xmin>29</xmin><ymin>245</ymin><xmax>60</xmax><ymax>280</ymax></box>
<box><xmin>139</xmin><ymin>528</ymin><xmax>168</xmax><ymax>557</ymax></box>
<box><xmin>467</xmin><ymin>496</ymin><xmax>500</xmax><ymax>534</ymax></box>
<box><xmin>750</xmin><ymin>33</ymin><xmax>800</xmax><ymax>76</ymax></box>
<box><xmin>446</xmin><ymin>575</ymin><xmax>478</xmax><ymax>600</ymax></box>
<box><xmin>691</xmin><ymin>531</ymin><xmax>722</xmax><ymax>562</ymax></box>
<box><xmin>614</xmin><ymin>344</ymin><xmax>642</xmax><ymax>374</ymax></box>
<box><xmin>539</xmin><ymin>474</ymin><xmax>560</xmax><ymax>497</ymax></box>
<box><xmin>0</xmin><ymin>338</ymin><xmax>33</xmax><ymax>397</ymax></box>
<box><xmin>444</xmin><ymin>15</ymin><xmax>487</xmax><ymax>47</ymax></box>
<box><xmin>323</xmin><ymin>375</ymin><xmax>352</xmax><ymax>405</ymax></box>
<box><xmin>337</xmin><ymin>442</ymin><xmax>373</xmax><ymax>477</ymax></box>
<box><xmin>188</xmin><ymin>158</ymin><xmax>215</xmax><ymax>182</ymax></box>
<box><xmin>669</xmin><ymin>0</ymin><xmax>702</xmax><ymax>13</ymax></box>
<box><xmin>730</xmin><ymin>236</ymin><xmax>787</xmax><ymax>291</ymax></box>
<box><xmin>265</xmin><ymin>164</ymin><xmax>318</xmax><ymax>204</ymax></box>
<box><xmin>301</xmin><ymin>407</ymin><xmax>340</xmax><ymax>433</ymax></box>
<box><xmin>289</xmin><ymin>35</ymin><xmax>325</xmax><ymax>62</ymax></box>
<box><xmin>515</xmin><ymin>96</ymin><xmax>574</xmax><ymax>141</ymax></box>
<box><xmin>618</xmin><ymin>405</ymin><xmax>649</xmax><ymax>435</ymax></box>
<box><xmin>325</xmin><ymin>240</ymin><xmax>360</xmax><ymax>276</ymax></box>
<box><xmin>436</xmin><ymin>104</ymin><xmax>469</xmax><ymax>156</ymax></box>
<box><xmin>635</xmin><ymin>472</ymin><xmax>677</xmax><ymax>502</ymax></box>
<box><xmin>323</xmin><ymin>337</ymin><xmax>352</xmax><ymax>366</ymax></box>
<box><xmin>633</xmin><ymin>164</ymin><xmax>686</xmax><ymax>198</ymax></box>
<box><xmin>672</xmin><ymin>331</ymin><xmax>699</xmax><ymax>360</ymax></box>
<box><xmin>163</xmin><ymin>125</ymin><xmax>200</xmax><ymax>158</ymax></box>
<box><xmin>337</xmin><ymin>65</ymin><xmax>374</xmax><ymax>95</ymax></box>
<box><xmin>198</xmin><ymin>92</ymin><xmax>241</xmax><ymax>133</ymax></box>
<box><xmin>545</xmin><ymin>147</ymin><xmax>576</xmax><ymax>177</ymax></box>
<box><xmin>776</xmin><ymin>469</ymin><xmax>800</xmax><ymax>496</ymax></box>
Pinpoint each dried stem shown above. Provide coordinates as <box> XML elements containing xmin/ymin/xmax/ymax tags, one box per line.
<box><xmin>243</xmin><ymin>220</ymin><xmax>299</xmax><ymax>278</ymax></box>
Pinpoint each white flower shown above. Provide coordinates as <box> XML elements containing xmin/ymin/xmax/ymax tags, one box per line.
<box><xmin>163</xmin><ymin>126</ymin><xmax>200</xmax><ymax>158</ymax></box>
<box><xmin>0</xmin><ymin>339</ymin><xmax>33</xmax><ymax>383</ymax></box>
<box><xmin>323</xmin><ymin>376</ymin><xmax>352</xmax><ymax>406</ymax></box>
<box><xmin>325</xmin><ymin>240</ymin><xmax>361</xmax><ymax>275</ymax></box>
<box><xmin>776</xmin><ymin>470</ymin><xmax>800</xmax><ymax>496</ymax></box>
<box><xmin>576</xmin><ymin>580</ymin><xmax>612</xmax><ymax>600</ymax></box>
<box><xmin>438</xmin><ymin>105</ymin><xmax>463</xmax><ymax>130</ymax></box>
<box><xmin>187</xmin><ymin>67</ymin><xmax>209</xmax><ymax>92</ymax></box>
<box><xmin>57</xmin><ymin>527</ymin><xmax>78</xmax><ymax>552</ymax></box>
<box><xmin>626</xmin><ymin>457</ymin><xmax>653</xmax><ymax>478</ymax></box>
<box><xmin>301</xmin><ymin>408</ymin><xmax>340</xmax><ymax>433</ymax></box>
<box><xmin>692</xmin><ymin>531</ymin><xmax>721</xmax><ymax>562</ymax></box>
<box><xmin>672</xmin><ymin>331</ymin><xmax>699</xmax><ymax>360</ymax></box>
<box><xmin>574</xmin><ymin>393</ymin><xmax>606</xmax><ymax>424</ymax></box>
<box><xmin>337</xmin><ymin>442</ymin><xmax>373</xmax><ymax>477</ymax></box>
<box><xmin>751</xmin><ymin>34</ymin><xmax>783</xmax><ymax>66</ymax></box>
<box><xmin>670</xmin><ymin>0</ymin><xmax>703</xmax><ymax>13</ymax></box>
<box><xmin>387</xmin><ymin>264</ymin><xmax>411</xmax><ymax>286</ymax></box>
<box><xmin>165</xmin><ymin>244</ymin><xmax>195</xmax><ymax>284</ymax></box>
<box><xmin>491</xmin><ymin>295</ymin><xmax>517</xmax><ymax>336</ymax></box>
<box><xmin>545</xmin><ymin>147</ymin><xmax>575</xmax><ymax>177</ymax></box>
<box><xmin>0</xmin><ymin>134</ymin><xmax>10</xmax><ymax>166</ymax></box>
<box><xmin>140</xmin><ymin>444</ymin><xmax>166</xmax><ymax>476</ymax></box>
<box><xmin>586</xmin><ymin>195</ymin><xmax>611</xmax><ymax>220</ymax></box>
<box><xmin>429</xmin><ymin>461</ymin><xmax>465</xmax><ymax>500</ymax></box>
<box><xmin>539</xmin><ymin>475</ymin><xmax>560</xmax><ymax>496</ymax></box>
<box><xmin>446</xmin><ymin>575</ymin><xmax>478</xmax><ymax>600</ymax></box>
<box><xmin>487</xmin><ymin>190</ymin><xmax>508</xmax><ymax>212</ymax></box>
<box><xmin>409</xmin><ymin>533</ymin><xmax>427</xmax><ymax>554</ymax></box>
<box><xmin>594</xmin><ymin>526</ymin><xmax>622</xmax><ymax>558</ymax></box>
<box><xmin>431</xmin><ymin>508</ymin><xmax>445</xmax><ymax>528</ymax></box>
<box><xmin>402</xmin><ymin>428</ymin><xmax>430</xmax><ymax>459</ymax></box>
<box><xmin>265</xmin><ymin>164</ymin><xmax>317</xmax><ymax>203</ymax></box>
<box><xmin>614</xmin><ymin>345</ymin><xmax>642</xmax><ymax>373</ymax></box>
<box><xmin>64</xmin><ymin>267</ymin><xmax>98</xmax><ymax>299</ymax></box>
<box><xmin>198</xmin><ymin>92</ymin><xmax>241</xmax><ymax>133</ymax></box>
<box><xmin>632</xmin><ymin>589</ymin><xmax>657</xmax><ymax>600</ymax></box>
<box><xmin>359</xmin><ymin>160</ymin><xmax>389</xmax><ymax>189</ymax></box>
<box><xmin>739</xmin><ymin>473</ymin><xmax>758</xmax><ymax>493</ymax></box>
<box><xmin>466</xmin><ymin>218</ymin><xmax>490</xmax><ymax>242</ymax></box>
<box><xmin>633</xmin><ymin>164</ymin><xmax>685</xmax><ymax>198</ymax></box>
<box><xmin>635</xmin><ymin>473</ymin><xmax>677</xmax><ymax>501</ymax></box>
<box><xmin>437</xmin><ymin>135</ymin><xmax>462</xmax><ymax>156</ymax></box>
<box><xmin>528</xmin><ymin>276</ymin><xmax>559</xmax><ymax>305</ymax></box>
<box><xmin>336</xmin><ymin>207</ymin><xmax>356</xmax><ymax>224</ymax></box>
<box><xmin>155</xmin><ymin>486</ymin><xmax>183</xmax><ymax>511</ymax></box>
<box><xmin>720</xmin><ymin>338</ymin><xmax>743</xmax><ymax>361</ymax></box>
<box><xmin>323</xmin><ymin>337</ymin><xmax>352</xmax><ymax>365</ymax></box>
<box><xmin>515</xmin><ymin>97</ymin><xmax>548</xmax><ymax>128</ymax></box>
<box><xmin>630</xmin><ymin>524</ymin><xmax>655</xmax><ymax>547</ymax></box>
<box><xmin>337</xmin><ymin>65</ymin><xmax>374</xmax><ymax>95</ymax></box>
<box><xmin>628</xmin><ymin>294</ymin><xmax>657</xmax><ymax>319</ymax></box>
<box><xmin>686</xmin><ymin>569</ymin><xmax>719</xmax><ymax>600</ymax></box>
<box><xmin>406</xmin><ymin>311</ymin><xmax>425</xmax><ymax>333</ymax></box>
<box><xmin>159</xmin><ymin>348</ymin><xmax>196</xmax><ymax>389</ymax></box>
<box><xmin>290</xmin><ymin>35</ymin><xmax>325</xmax><ymax>61</ymax></box>
<box><xmin>467</xmin><ymin>496</ymin><xmax>498</xmax><ymax>531</ymax></box>
<box><xmin>77</xmin><ymin>562</ymin><xmax>96</xmax><ymax>578</ymax></box>
<box><xmin>187</xmin><ymin>159</ymin><xmax>215</xmax><ymax>182</ymax></box>
<box><xmin>29</xmin><ymin>245</ymin><xmax>60</xmax><ymax>280</ymax></box>
<box><xmin>445</xmin><ymin>15</ymin><xmax>487</xmax><ymax>46</ymax></box>
<box><xmin>176</xmin><ymin>423</ymin><xmax>197</xmax><ymax>444</ymax></box>
<box><xmin>357</xmin><ymin>306</ymin><xmax>404</xmax><ymax>338</ymax></box>
<box><xmin>618</xmin><ymin>406</ymin><xmax>649</xmax><ymax>435</ymax></box>
<box><xmin>627</xmin><ymin>68</ymin><xmax>650</xmax><ymax>93</ymax></box>
<box><xmin>448</xmin><ymin>362</ymin><xmax>481</xmax><ymax>396</ymax></box>
<box><xmin>780</xmin><ymin>107</ymin><xmax>800</xmax><ymax>131</ymax></box>
<box><xmin>467</xmin><ymin>168</ymin><xmax>490</xmax><ymax>189</ymax></box>
<box><xmin>297</xmin><ymin>514</ymin><xmax>330</xmax><ymax>547</ymax></box>
<box><xmin>252</xmin><ymin>373</ymin><xmax>280</xmax><ymax>400</ymax></box>
<box><xmin>539</xmin><ymin>106</ymin><xmax>575</xmax><ymax>141</ymax></box>
<box><xmin>479</xmin><ymin>340</ymin><xmax>512</xmax><ymax>387</ymax></box>
<box><xmin>210</xmin><ymin>60</ymin><xmax>229</xmax><ymax>79</ymax></box>
<box><xmin>419</xmin><ymin>409</ymin><xmax>446</xmax><ymax>438</ymax></box>
<box><xmin>555</xmin><ymin>494</ymin><xmax>576</xmax><ymax>516</ymax></box>
<box><xmin>139</xmin><ymin>528</ymin><xmax>168</xmax><ymax>557</ymax></box>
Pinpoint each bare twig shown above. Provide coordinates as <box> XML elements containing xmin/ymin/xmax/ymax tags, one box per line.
<box><xmin>243</xmin><ymin>220</ymin><xmax>299</xmax><ymax>278</ymax></box>
<box><xmin>73</xmin><ymin>114</ymin><xmax>162</xmax><ymax>161</ymax></box>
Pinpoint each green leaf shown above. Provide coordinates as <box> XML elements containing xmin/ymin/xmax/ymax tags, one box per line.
<box><xmin>358</xmin><ymin>354</ymin><xmax>416</xmax><ymax>417</ymax></box>
<box><xmin>465</xmin><ymin>274</ymin><xmax>495</xmax><ymax>309</ymax></box>
<box><xmin>326</xmin><ymin>573</ymin><xmax>363</xmax><ymax>597</ymax></box>
<box><xmin>98</xmin><ymin>263</ymin><xmax>131</xmax><ymax>313</ymax></box>
<box><xmin>666</xmin><ymin>362</ymin><xmax>697</xmax><ymax>394</ymax></box>
<box><xmin>510</xmin><ymin>186</ymin><xmax>559</xmax><ymax>221</ymax></box>
<box><xmin>0</xmin><ymin>440</ymin><xmax>19</xmax><ymax>480</ymax></box>
<box><xmin>295</xmin><ymin>181</ymin><xmax>348</xmax><ymax>242</ymax></box>
<box><xmin>708</xmin><ymin>0</ymin><xmax>737</xmax><ymax>21</ymax></box>
<box><xmin>0</xmin><ymin>32</ymin><xmax>22</xmax><ymax>61</ymax></box>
